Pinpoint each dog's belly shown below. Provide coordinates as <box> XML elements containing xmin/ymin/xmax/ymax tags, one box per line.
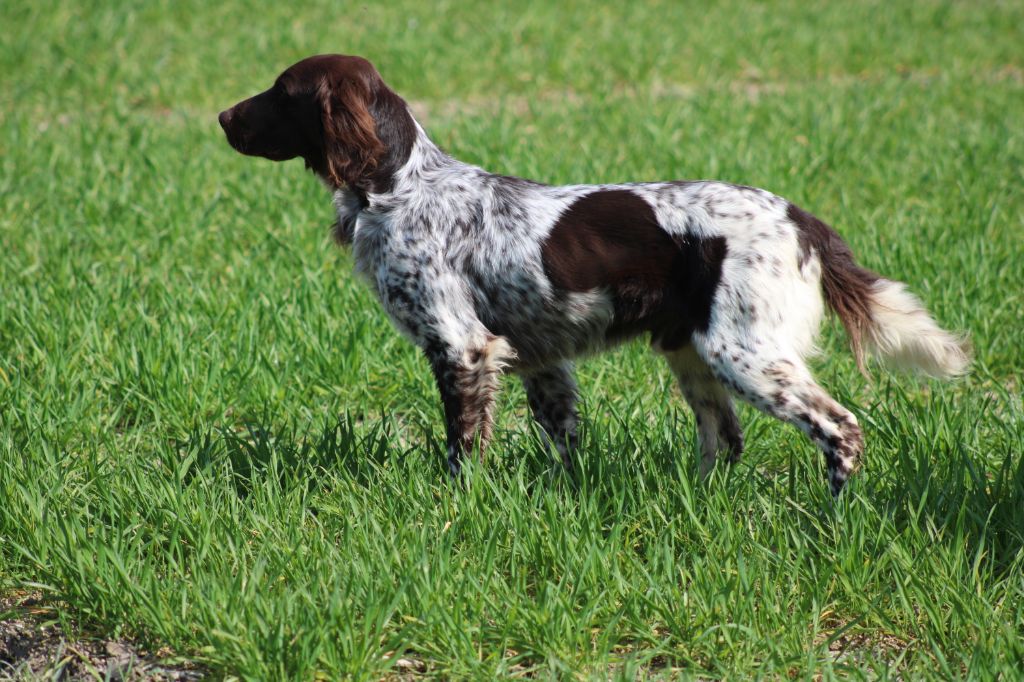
<box><xmin>472</xmin><ymin>283</ymin><xmax>615</xmax><ymax>369</ymax></box>
<box><xmin>467</xmin><ymin>261</ymin><xmax>718</xmax><ymax>369</ymax></box>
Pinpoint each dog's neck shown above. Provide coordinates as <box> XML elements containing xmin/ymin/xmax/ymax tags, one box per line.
<box><xmin>342</xmin><ymin>117</ymin><xmax>473</xmax><ymax>213</ymax></box>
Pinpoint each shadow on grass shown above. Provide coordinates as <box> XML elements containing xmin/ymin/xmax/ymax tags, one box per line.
<box><xmin>173</xmin><ymin>413</ymin><xmax>413</xmax><ymax>497</ymax></box>
<box><xmin>878</xmin><ymin>444</ymin><xmax>1024</xmax><ymax>575</ymax></box>
<box><xmin>172</xmin><ymin>401</ymin><xmax>1024</xmax><ymax>577</ymax></box>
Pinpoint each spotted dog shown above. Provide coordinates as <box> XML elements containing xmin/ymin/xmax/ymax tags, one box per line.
<box><xmin>219</xmin><ymin>54</ymin><xmax>969</xmax><ymax>495</ymax></box>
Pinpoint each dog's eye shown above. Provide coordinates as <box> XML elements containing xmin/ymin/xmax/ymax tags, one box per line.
<box><xmin>269</xmin><ymin>81</ymin><xmax>291</xmax><ymax>102</ymax></box>
<box><xmin>273</xmin><ymin>85</ymin><xmax>300</xmax><ymax>111</ymax></box>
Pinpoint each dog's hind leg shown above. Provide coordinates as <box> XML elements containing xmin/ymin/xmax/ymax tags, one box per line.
<box><xmin>660</xmin><ymin>345</ymin><xmax>744</xmax><ymax>478</ymax></box>
<box><xmin>521</xmin><ymin>362</ymin><xmax>579</xmax><ymax>470</ymax></box>
<box><xmin>694</xmin><ymin>335</ymin><xmax>863</xmax><ymax>496</ymax></box>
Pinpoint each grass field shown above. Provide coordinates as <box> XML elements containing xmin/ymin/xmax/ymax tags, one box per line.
<box><xmin>2</xmin><ymin>0</ymin><xmax>1023</xmax><ymax>678</ymax></box>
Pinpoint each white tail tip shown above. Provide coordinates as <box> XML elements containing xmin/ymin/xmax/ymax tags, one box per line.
<box><xmin>865</xmin><ymin>279</ymin><xmax>970</xmax><ymax>379</ymax></box>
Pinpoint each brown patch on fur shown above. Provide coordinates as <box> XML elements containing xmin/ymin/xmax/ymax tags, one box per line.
<box><xmin>542</xmin><ymin>189</ymin><xmax>727</xmax><ymax>350</ymax></box>
<box><xmin>788</xmin><ymin>202</ymin><xmax>879</xmax><ymax>371</ymax></box>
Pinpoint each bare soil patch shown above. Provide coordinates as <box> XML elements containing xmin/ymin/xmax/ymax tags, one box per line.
<box><xmin>0</xmin><ymin>593</ymin><xmax>203</xmax><ymax>681</ymax></box>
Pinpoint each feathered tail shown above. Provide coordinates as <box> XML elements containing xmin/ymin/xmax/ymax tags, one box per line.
<box><xmin>787</xmin><ymin>203</ymin><xmax>970</xmax><ymax>378</ymax></box>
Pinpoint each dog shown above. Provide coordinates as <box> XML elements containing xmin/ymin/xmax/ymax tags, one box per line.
<box><xmin>219</xmin><ymin>54</ymin><xmax>969</xmax><ymax>495</ymax></box>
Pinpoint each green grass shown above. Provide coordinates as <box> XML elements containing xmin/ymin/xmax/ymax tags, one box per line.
<box><xmin>2</xmin><ymin>0</ymin><xmax>1023</xmax><ymax>678</ymax></box>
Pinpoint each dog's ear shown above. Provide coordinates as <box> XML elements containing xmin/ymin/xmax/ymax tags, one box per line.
<box><xmin>319</xmin><ymin>74</ymin><xmax>385</xmax><ymax>188</ymax></box>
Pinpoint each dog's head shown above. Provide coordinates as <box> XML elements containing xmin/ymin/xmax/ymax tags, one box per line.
<box><xmin>218</xmin><ymin>54</ymin><xmax>415</xmax><ymax>192</ymax></box>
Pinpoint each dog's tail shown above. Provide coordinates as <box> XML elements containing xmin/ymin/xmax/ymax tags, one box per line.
<box><xmin>787</xmin><ymin>203</ymin><xmax>970</xmax><ymax>378</ymax></box>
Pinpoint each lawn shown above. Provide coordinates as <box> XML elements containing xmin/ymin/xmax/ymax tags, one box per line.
<box><xmin>2</xmin><ymin>0</ymin><xmax>1023</xmax><ymax>678</ymax></box>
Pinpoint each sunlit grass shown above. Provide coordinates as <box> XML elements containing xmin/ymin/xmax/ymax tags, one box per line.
<box><xmin>1</xmin><ymin>0</ymin><xmax>1022</xmax><ymax>678</ymax></box>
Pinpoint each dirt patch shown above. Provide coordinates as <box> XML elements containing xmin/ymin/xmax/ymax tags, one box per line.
<box><xmin>812</xmin><ymin>612</ymin><xmax>911</xmax><ymax>669</ymax></box>
<box><xmin>0</xmin><ymin>593</ymin><xmax>203</xmax><ymax>681</ymax></box>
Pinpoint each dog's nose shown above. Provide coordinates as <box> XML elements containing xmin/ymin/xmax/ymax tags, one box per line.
<box><xmin>218</xmin><ymin>109</ymin><xmax>233</xmax><ymax>130</ymax></box>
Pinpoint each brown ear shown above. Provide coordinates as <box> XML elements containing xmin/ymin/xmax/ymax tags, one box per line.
<box><xmin>319</xmin><ymin>75</ymin><xmax>385</xmax><ymax>188</ymax></box>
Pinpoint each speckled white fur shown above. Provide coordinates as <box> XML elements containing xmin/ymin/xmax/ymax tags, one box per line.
<box><xmin>330</xmin><ymin>115</ymin><xmax>964</xmax><ymax>495</ymax></box>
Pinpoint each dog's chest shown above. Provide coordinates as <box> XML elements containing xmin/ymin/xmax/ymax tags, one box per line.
<box><xmin>352</xmin><ymin>216</ymin><xmax>432</xmax><ymax>297</ymax></box>
<box><xmin>349</xmin><ymin>214</ymin><xmax>388</xmax><ymax>286</ymax></box>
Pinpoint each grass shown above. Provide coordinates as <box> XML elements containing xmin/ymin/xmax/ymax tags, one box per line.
<box><xmin>1</xmin><ymin>0</ymin><xmax>1023</xmax><ymax>678</ymax></box>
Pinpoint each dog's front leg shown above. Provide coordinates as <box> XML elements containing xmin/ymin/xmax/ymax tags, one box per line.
<box><xmin>426</xmin><ymin>336</ymin><xmax>515</xmax><ymax>476</ymax></box>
